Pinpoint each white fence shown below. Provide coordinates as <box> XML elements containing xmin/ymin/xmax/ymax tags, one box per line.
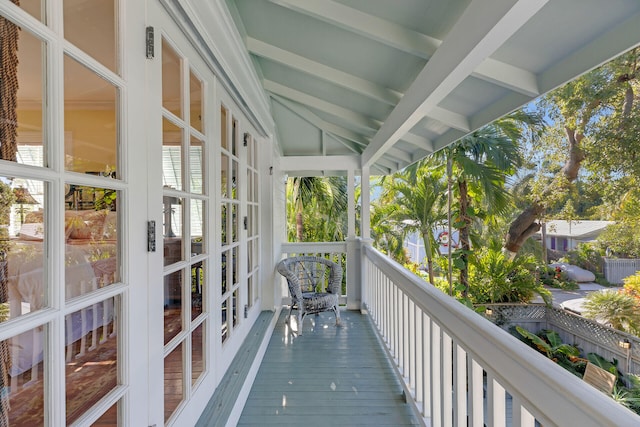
<box><xmin>362</xmin><ymin>244</ymin><xmax>640</xmax><ymax>427</ymax></box>
<box><xmin>604</xmin><ymin>258</ymin><xmax>640</xmax><ymax>284</ymax></box>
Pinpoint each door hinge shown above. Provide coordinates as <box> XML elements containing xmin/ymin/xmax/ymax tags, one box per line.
<box><xmin>146</xmin><ymin>26</ymin><xmax>154</xmax><ymax>59</ymax></box>
<box><xmin>147</xmin><ymin>220</ymin><xmax>156</xmax><ymax>252</ymax></box>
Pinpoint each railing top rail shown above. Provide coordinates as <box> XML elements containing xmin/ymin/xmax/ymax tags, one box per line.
<box><xmin>363</xmin><ymin>245</ymin><xmax>640</xmax><ymax>426</ymax></box>
<box><xmin>281</xmin><ymin>241</ymin><xmax>347</xmax><ymax>254</ymax></box>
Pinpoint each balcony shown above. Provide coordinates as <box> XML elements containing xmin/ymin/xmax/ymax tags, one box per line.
<box><xmin>204</xmin><ymin>241</ymin><xmax>640</xmax><ymax>427</ymax></box>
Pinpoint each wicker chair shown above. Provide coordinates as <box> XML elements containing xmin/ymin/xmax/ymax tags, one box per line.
<box><xmin>276</xmin><ymin>256</ymin><xmax>342</xmax><ymax>334</ymax></box>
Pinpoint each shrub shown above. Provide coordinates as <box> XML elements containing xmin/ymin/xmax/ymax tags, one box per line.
<box><xmin>597</xmin><ymin>222</ymin><xmax>640</xmax><ymax>258</ymax></box>
<box><xmin>583</xmin><ymin>290</ymin><xmax>640</xmax><ymax>336</ymax></box>
<box><xmin>514</xmin><ymin>327</ymin><xmax>585</xmax><ymax>377</ymax></box>
<box><xmin>623</xmin><ymin>272</ymin><xmax>640</xmax><ymax>303</ymax></box>
<box><xmin>468</xmin><ymin>248</ymin><xmax>551</xmax><ymax>305</ymax></box>
<box><xmin>562</xmin><ymin>243</ymin><xmax>604</xmax><ymax>274</ymax></box>
<box><xmin>538</xmin><ymin>266</ymin><xmax>579</xmax><ymax>290</ymax></box>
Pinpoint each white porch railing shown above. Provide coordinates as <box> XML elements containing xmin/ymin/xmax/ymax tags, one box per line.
<box><xmin>362</xmin><ymin>244</ymin><xmax>640</xmax><ymax>427</ymax></box>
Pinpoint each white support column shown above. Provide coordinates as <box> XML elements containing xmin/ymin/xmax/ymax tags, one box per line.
<box><xmin>346</xmin><ymin>236</ymin><xmax>360</xmax><ymax>310</ymax></box>
<box><xmin>347</xmin><ymin>168</ymin><xmax>356</xmax><ymax>238</ymax></box>
<box><xmin>357</xmin><ymin>166</ymin><xmax>373</xmax><ymax>311</ymax></box>
<box><xmin>361</xmin><ymin>165</ymin><xmax>370</xmax><ymax>239</ymax></box>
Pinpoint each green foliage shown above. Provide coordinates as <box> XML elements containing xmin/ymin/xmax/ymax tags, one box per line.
<box><xmin>0</xmin><ymin>180</ymin><xmax>16</xmax><ymax>258</ymax></box>
<box><xmin>623</xmin><ymin>272</ymin><xmax>640</xmax><ymax>302</ymax></box>
<box><xmin>372</xmin><ymin>161</ymin><xmax>448</xmax><ymax>277</ymax></box>
<box><xmin>560</xmin><ymin>243</ymin><xmax>605</xmax><ymax>275</ymax></box>
<box><xmin>587</xmin><ymin>354</ymin><xmax>640</xmax><ymax>414</ymax></box>
<box><xmin>583</xmin><ymin>290</ymin><xmax>640</xmax><ymax>336</ymax></box>
<box><xmin>587</xmin><ymin>353</ymin><xmax>620</xmax><ymax>378</ymax></box>
<box><xmin>286</xmin><ymin>176</ymin><xmax>349</xmax><ymax>242</ymax></box>
<box><xmin>467</xmin><ymin>248</ymin><xmax>551</xmax><ymax>305</ymax></box>
<box><xmin>597</xmin><ymin>222</ymin><xmax>640</xmax><ymax>258</ymax></box>
<box><xmin>0</xmin><ymin>180</ymin><xmax>15</xmax><ymax>223</ymax></box>
<box><xmin>538</xmin><ymin>266</ymin><xmax>579</xmax><ymax>290</ymax></box>
<box><xmin>515</xmin><ymin>325</ymin><xmax>640</xmax><ymax>415</ymax></box>
<box><xmin>514</xmin><ymin>327</ymin><xmax>585</xmax><ymax>377</ymax></box>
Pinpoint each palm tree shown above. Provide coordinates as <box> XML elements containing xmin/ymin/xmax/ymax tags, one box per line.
<box><xmin>376</xmin><ymin>162</ymin><xmax>448</xmax><ymax>284</ymax></box>
<box><xmin>583</xmin><ymin>291</ymin><xmax>640</xmax><ymax>335</ymax></box>
<box><xmin>432</xmin><ymin>115</ymin><xmax>528</xmax><ymax>296</ymax></box>
<box><xmin>287</xmin><ymin>176</ymin><xmax>348</xmax><ymax>242</ymax></box>
<box><xmin>370</xmin><ymin>202</ymin><xmax>408</xmax><ymax>262</ymax></box>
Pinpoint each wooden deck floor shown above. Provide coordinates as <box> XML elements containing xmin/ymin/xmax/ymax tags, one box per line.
<box><xmin>237</xmin><ymin>310</ymin><xmax>420</xmax><ymax>426</ymax></box>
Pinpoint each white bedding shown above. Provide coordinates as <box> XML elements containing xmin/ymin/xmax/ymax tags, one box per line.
<box><xmin>5</xmin><ymin>240</ymin><xmax>116</xmax><ymax>376</ymax></box>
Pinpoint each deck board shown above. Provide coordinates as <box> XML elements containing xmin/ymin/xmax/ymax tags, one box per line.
<box><xmin>237</xmin><ymin>310</ymin><xmax>420</xmax><ymax>426</ymax></box>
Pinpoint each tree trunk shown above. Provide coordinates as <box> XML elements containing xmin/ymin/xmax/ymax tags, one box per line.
<box><xmin>541</xmin><ymin>221</ymin><xmax>548</xmax><ymax>264</ymax></box>
<box><xmin>422</xmin><ymin>230</ymin><xmax>435</xmax><ymax>285</ymax></box>
<box><xmin>622</xmin><ymin>84</ymin><xmax>634</xmax><ymax>117</ymax></box>
<box><xmin>296</xmin><ymin>211</ymin><xmax>303</xmax><ymax>241</ymax></box>
<box><xmin>504</xmin><ymin>128</ymin><xmax>585</xmax><ymax>257</ymax></box>
<box><xmin>458</xmin><ymin>180</ymin><xmax>470</xmax><ymax>297</ymax></box>
<box><xmin>504</xmin><ymin>202</ymin><xmax>545</xmax><ymax>257</ymax></box>
<box><xmin>561</xmin><ymin>127</ymin><xmax>585</xmax><ymax>182</ymax></box>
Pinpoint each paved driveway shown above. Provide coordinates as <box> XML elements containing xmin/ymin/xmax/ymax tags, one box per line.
<box><xmin>533</xmin><ymin>283</ymin><xmax>620</xmax><ymax>314</ymax></box>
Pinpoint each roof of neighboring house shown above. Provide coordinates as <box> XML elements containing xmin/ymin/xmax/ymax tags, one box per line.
<box><xmin>542</xmin><ymin>220</ymin><xmax>614</xmax><ymax>239</ymax></box>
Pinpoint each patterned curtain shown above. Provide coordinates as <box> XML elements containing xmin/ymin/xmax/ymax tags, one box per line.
<box><xmin>0</xmin><ymin>2</ymin><xmax>19</xmax><ymax>424</ymax></box>
<box><xmin>0</xmin><ymin>0</ymin><xmax>20</xmax><ymax>162</ymax></box>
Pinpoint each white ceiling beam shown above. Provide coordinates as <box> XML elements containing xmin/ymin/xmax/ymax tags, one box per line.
<box><xmin>271</xmin><ymin>95</ymin><xmax>369</xmax><ymax>147</ymax></box>
<box><xmin>247</xmin><ymin>37</ymin><xmax>401</xmax><ymax>106</ymax></box>
<box><xmin>271</xmin><ymin>94</ymin><xmax>415</xmax><ymax>166</ymax></box>
<box><xmin>249</xmin><ymin>37</ymin><xmax>473</xmax><ymax>134</ymax></box>
<box><xmin>428</xmin><ymin>106</ymin><xmax>470</xmax><ymax>132</ymax></box>
<box><xmin>362</xmin><ymin>0</ymin><xmax>548</xmax><ymax>168</ymax></box>
<box><xmin>384</xmin><ymin>147</ymin><xmax>412</xmax><ymax>165</ymax></box>
<box><xmin>373</xmin><ymin>157</ymin><xmax>399</xmax><ymax>172</ymax></box>
<box><xmin>280</xmin><ymin>155</ymin><xmax>360</xmax><ymax>172</ymax></box>
<box><xmin>268</xmin><ymin>0</ymin><xmax>440</xmax><ymax>58</ymax></box>
<box><xmin>263</xmin><ymin>79</ymin><xmax>380</xmax><ymax>132</ymax></box>
<box><xmin>330</xmin><ymin>135</ymin><xmax>367</xmax><ymax>155</ymax></box>
<box><xmin>476</xmin><ymin>58</ymin><xmax>539</xmax><ymax>97</ymax></box>
<box><xmin>269</xmin><ymin>0</ymin><xmax>539</xmax><ymax>97</ymax></box>
<box><xmin>399</xmin><ymin>133</ymin><xmax>434</xmax><ymax>153</ymax></box>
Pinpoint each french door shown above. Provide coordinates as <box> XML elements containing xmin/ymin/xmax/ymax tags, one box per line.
<box><xmin>0</xmin><ymin>0</ymin><xmax>149</xmax><ymax>425</ymax></box>
<box><xmin>147</xmin><ymin>5</ymin><xmax>263</xmax><ymax>425</ymax></box>
<box><xmin>146</xmin><ymin>6</ymin><xmax>217</xmax><ymax>426</ymax></box>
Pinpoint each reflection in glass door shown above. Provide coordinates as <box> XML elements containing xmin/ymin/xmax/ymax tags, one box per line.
<box><xmin>0</xmin><ymin>1</ymin><xmax>124</xmax><ymax>425</ymax></box>
<box><xmin>160</xmin><ymin>37</ymin><xmax>208</xmax><ymax>423</ymax></box>
<box><xmin>220</xmin><ymin>108</ymin><xmax>241</xmax><ymax>344</ymax></box>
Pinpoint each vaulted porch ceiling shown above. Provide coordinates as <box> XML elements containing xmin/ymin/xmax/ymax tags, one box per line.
<box><xmin>225</xmin><ymin>0</ymin><xmax>640</xmax><ymax>175</ymax></box>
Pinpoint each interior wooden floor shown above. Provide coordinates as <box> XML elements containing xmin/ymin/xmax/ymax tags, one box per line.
<box><xmin>6</xmin><ymin>327</ymin><xmax>117</xmax><ymax>426</ymax></box>
<box><xmin>3</xmin><ymin>306</ymin><xmax>200</xmax><ymax>426</ymax></box>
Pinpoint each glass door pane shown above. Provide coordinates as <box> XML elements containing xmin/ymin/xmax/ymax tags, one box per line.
<box><xmin>159</xmin><ymin>33</ymin><xmax>210</xmax><ymax>423</ymax></box>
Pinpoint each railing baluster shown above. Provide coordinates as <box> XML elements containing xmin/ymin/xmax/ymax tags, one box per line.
<box><xmin>409</xmin><ymin>300</ymin><xmax>416</xmax><ymax>395</ymax></box>
<box><xmin>454</xmin><ymin>344</ymin><xmax>466</xmax><ymax>427</ymax></box>
<box><xmin>487</xmin><ymin>373</ymin><xmax>506</xmax><ymax>427</ymax></box>
<box><xmin>423</xmin><ymin>312</ymin><xmax>431</xmax><ymax>419</ymax></box>
<box><xmin>442</xmin><ymin>333</ymin><xmax>453</xmax><ymax>427</ymax></box>
<box><xmin>469</xmin><ymin>359</ymin><xmax>483</xmax><ymax>427</ymax></box>
<box><xmin>416</xmin><ymin>306</ymin><xmax>423</xmax><ymax>408</ymax></box>
<box><xmin>432</xmin><ymin>322</ymin><xmax>442</xmax><ymax>427</ymax></box>
<box><xmin>393</xmin><ymin>286</ymin><xmax>399</xmax><ymax>362</ymax></box>
<box><xmin>512</xmin><ymin>396</ymin><xmax>535</xmax><ymax>427</ymax></box>
<box><xmin>402</xmin><ymin>292</ymin><xmax>408</xmax><ymax>377</ymax></box>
